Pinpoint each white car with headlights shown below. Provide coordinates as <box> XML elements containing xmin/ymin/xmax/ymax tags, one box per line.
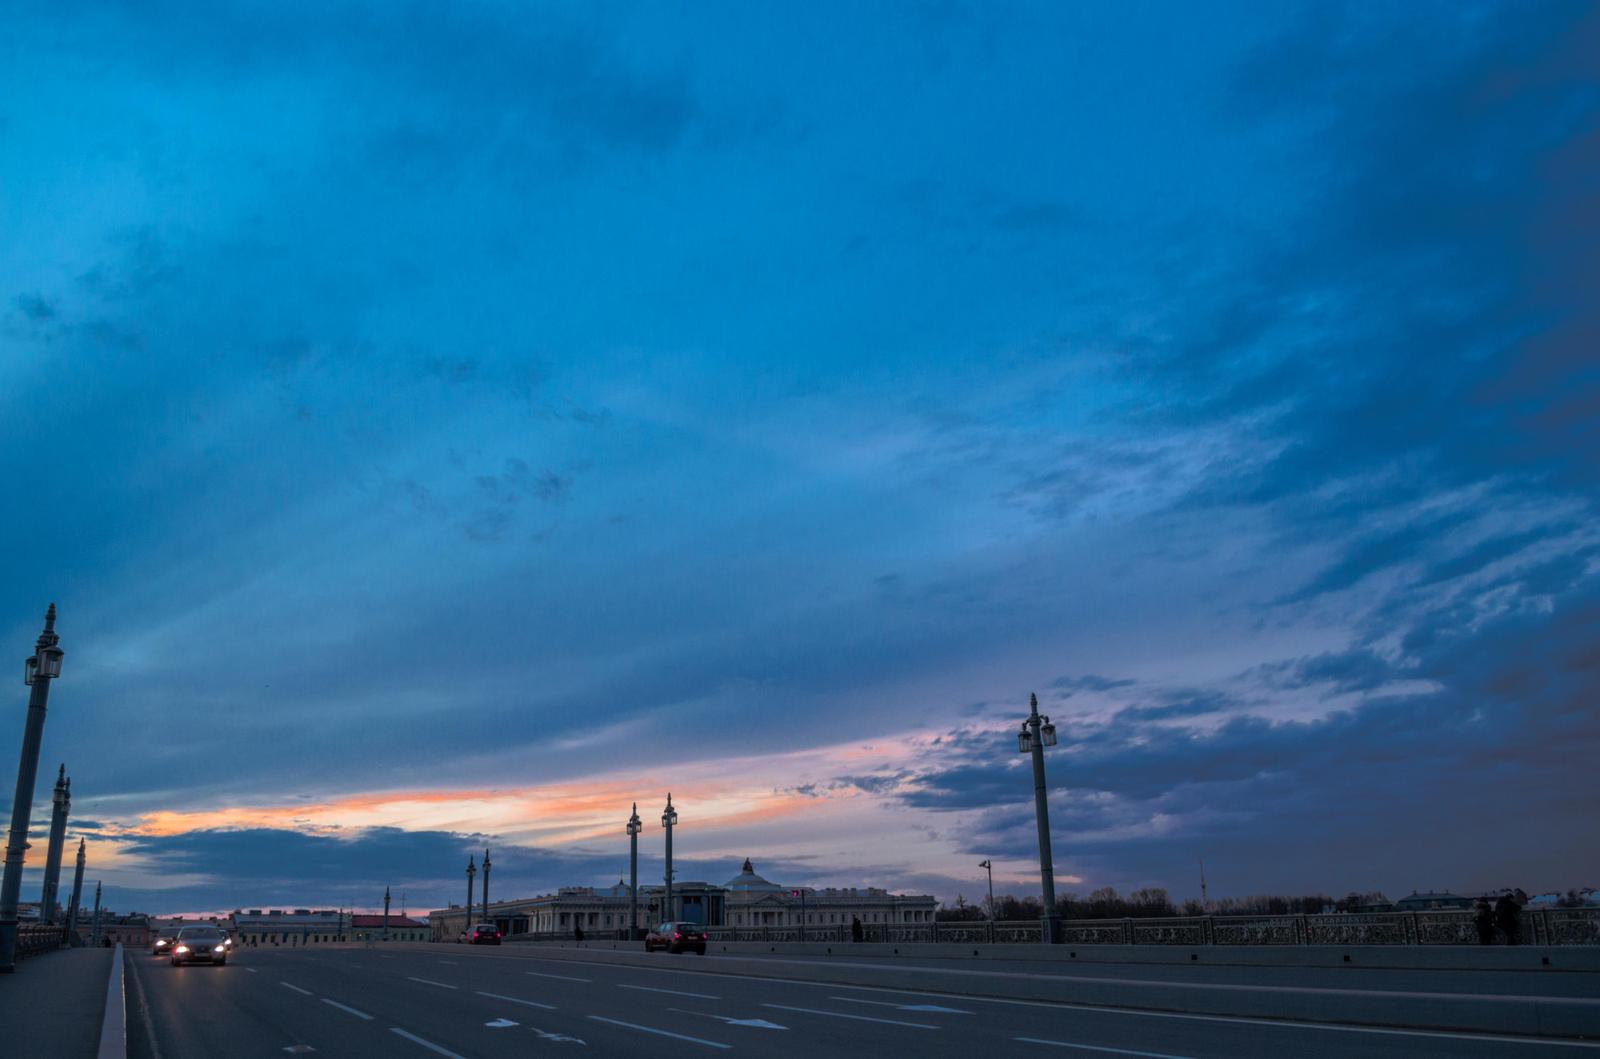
<box><xmin>170</xmin><ymin>926</ymin><xmax>229</xmax><ymax>966</ymax></box>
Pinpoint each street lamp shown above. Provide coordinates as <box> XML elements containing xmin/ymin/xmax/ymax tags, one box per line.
<box><xmin>481</xmin><ymin>848</ymin><xmax>491</xmax><ymax>930</ymax></box>
<box><xmin>1019</xmin><ymin>692</ymin><xmax>1062</xmax><ymax>944</ymax></box>
<box><xmin>979</xmin><ymin>859</ymin><xmax>995</xmax><ymax>920</ymax></box>
<box><xmin>626</xmin><ymin>804</ymin><xmax>642</xmax><ymax>940</ymax></box>
<box><xmin>1</xmin><ymin>605</ymin><xmax>65</xmax><ymax>972</ymax></box>
<box><xmin>661</xmin><ymin>794</ymin><xmax>678</xmax><ymax>924</ymax></box>
<box><xmin>465</xmin><ymin>855</ymin><xmax>476</xmax><ymax>936</ymax></box>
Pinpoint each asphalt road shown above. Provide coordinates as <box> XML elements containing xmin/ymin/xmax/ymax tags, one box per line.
<box><xmin>123</xmin><ymin>942</ymin><xmax>1599</xmax><ymax>1058</ymax></box>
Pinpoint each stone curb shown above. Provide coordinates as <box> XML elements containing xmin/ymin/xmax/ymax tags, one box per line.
<box><xmin>95</xmin><ymin>943</ymin><xmax>125</xmax><ymax>1059</ymax></box>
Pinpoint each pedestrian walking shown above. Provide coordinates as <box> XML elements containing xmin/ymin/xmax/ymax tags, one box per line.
<box><xmin>851</xmin><ymin>915</ymin><xmax>863</xmax><ymax>943</ymax></box>
<box><xmin>1473</xmin><ymin>898</ymin><xmax>1495</xmax><ymax>945</ymax></box>
<box><xmin>1494</xmin><ymin>894</ymin><xmax>1523</xmax><ymax>946</ymax></box>
<box><xmin>574</xmin><ymin>922</ymin><xmax>585</xmax><ymax>947</ymax></box>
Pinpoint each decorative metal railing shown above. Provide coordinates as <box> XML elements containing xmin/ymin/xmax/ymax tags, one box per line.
<box><xmin>15</xmin><ymin>923</ymin><xmax>64</xmax><ymax>960</ymax></box>
<box><xmin>500</xmin><ymin>907</ymin><xmax>1600</xmax><ymax>947</ymax></box>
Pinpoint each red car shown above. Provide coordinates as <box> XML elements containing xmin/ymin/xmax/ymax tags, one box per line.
<box><xmin>468</xmin><ymin>923</ymin><xmax>502</xmax><ymax>945</ymax></box>
<box><xmin>645</xmin><ymin>921</ymin><xmax>707</xmax><ymax>954</ymax></box>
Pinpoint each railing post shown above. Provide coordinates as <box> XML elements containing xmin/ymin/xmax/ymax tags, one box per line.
<box><xmin>1202</xmin><ymin>916</ymin><xmax>1213</xmax><ymax>946</ymax></box>
<box><xmin>1296</xmin><ymin>915</ymin><xmax>1307</xmax><ymax>945</ymax></box>
<box><xmin>1408</xmin><ymin>912</ymin><xmax>1420</xmax><ymax>945</ymax></box>
<box><xmin>1123</xmin><ymin>917</ymin><xmax>1134</xmax><ymax>945</ymax></box>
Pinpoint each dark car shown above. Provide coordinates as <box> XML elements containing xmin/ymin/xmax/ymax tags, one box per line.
<box><xmin>468</xmin><ymin>923</ymin><xmax>501</xmax><ymax>945</ymax></box>
<box><xmin>151</xmin><ymin>932</ymin><xmax>174</xmax><ymax>956</ymax></box>
<box><xmin>170</xmin><ymin>927</ymin><xmax>228</xmax><ymax>966</ymax></box>
<box><xmin>644</xmin><ymin>921</ymin><xmax>707</xmax><ymax>954</ymax></box>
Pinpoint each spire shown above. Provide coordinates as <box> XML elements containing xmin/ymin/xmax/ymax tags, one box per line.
<box><xmin>43</xmin><ymin>602</ymin><xmax>56</xmax><ymax>633</ymax></box>
<box><xmin>742</xmin><ymin>857</ymin><xmax>753</xmax><ymax>874</ymax></box>
<box><xmin>57</xmin><ymin>763</ymin><xmax>65</xmax><ymax>786</ymax></box>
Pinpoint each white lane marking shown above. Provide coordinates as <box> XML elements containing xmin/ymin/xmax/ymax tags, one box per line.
<box><xmin>280</xmin><ymin>981</ymin><xmax>313</xmax><ymax>995</ymax></box>
<box><xmin>587</xmin><ymin>1016</ymin><xmax>731</xmax><ymax>1049</ymax></box>
<box><xmin>830</xmin><ymin>996</ymin><xmax>972</xmax><ymax>1014</ymax></box>
<box><xmin>525</xmin><ymin>970</ymin><xmax>592</xmax><ymax>982</ymax></box>
<box><xmin>531</xmin><ymin>1027</ymin><xmax>587</xmax><ymax>1044</ymax></box>
<box><xmin>283</xmin><ymin>1047</ymin><xmax>315</xmax><ymax>1054</ymax></box>
<box><xmin>245</xmin><ymin>968</ymin><xmax>259</xmax><ymax>974</ymax></box>
<box><xmin>320</xmin><ymin>998</ymin><xmax>374</xmax><ymax>1020</ymax></box>
<box><xmin>388</xmin><ymin>1027</ymin><xmax>466</xmax><ymax>1058</ymax></box>
<box><xmin>405</xmin><ymin>976</ymin><xmax>458</xmax><ymax>990</ymax></box>
<box><xmin>669</xmin><ymin>1007</ymin><xmax>788</xmax><ymax>1030</ymax></box>
<box><xmin>486</xmin><ymin>1018</ymin><xmax>518</xmax><ymax>1028</ymax></box>
<box><xmin>1015</xmin><ymin>1040</ymin><xmax>1193</xmax><ymax>1058</ymax></box>
<box><xmin>618</xmin><ymin>983</ymin><xmax>721</xmax><ymax>1000</ymax></box>
<box><xmin>438</xmin><ymin>960</ymin><xmax>457</xmax><ymax>965</ymax></box>
<box><xmin>762</xmin><ymin>1003</ymin><xmax>938</xmax><ymax>1030</ymax></box>
<box><xmin>477</xmin><ymin>990</ymin><xmax>557</xmax><ymax>1010</ymax></box>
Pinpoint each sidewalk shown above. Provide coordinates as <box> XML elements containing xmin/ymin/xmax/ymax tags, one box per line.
<box><xmin>0</xmin><ymin>946</ymin><xmax>113</xmax><ymax>1057</ymax></box>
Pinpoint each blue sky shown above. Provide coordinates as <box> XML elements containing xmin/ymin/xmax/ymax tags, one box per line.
<box><xmin>2</xmin><ymin>1</ymin><xmax>1597</xmax><ymax>915</ymax></box>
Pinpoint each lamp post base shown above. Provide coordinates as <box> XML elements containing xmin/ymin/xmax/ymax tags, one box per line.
<box><xmin>1041</xmin><ymin>915</ymin><xmax>1063</xmax><ymax>944</ymax></box>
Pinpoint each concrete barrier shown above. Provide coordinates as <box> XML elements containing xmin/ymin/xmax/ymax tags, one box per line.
<box><xmin>96</xmin><ymin>942</ymin><xmax>125</xmax><ymax>1059</ymax></box>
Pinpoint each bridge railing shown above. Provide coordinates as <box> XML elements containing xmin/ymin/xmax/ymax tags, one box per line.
<box><xmin>15</xmin><ymin>923</ymin><xmax>64</xmax><ymax>960</ymax></box>
<box><xmin>500</xmin><ymin>907</ymin><xmax>1600</xmax><ymax>947</ymax></box>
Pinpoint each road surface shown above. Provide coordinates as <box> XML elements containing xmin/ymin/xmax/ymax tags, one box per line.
<box><xmin>123</xmin><ymin>942</ymin><xmax>1599</xmax><ymax>1058</ymax></box>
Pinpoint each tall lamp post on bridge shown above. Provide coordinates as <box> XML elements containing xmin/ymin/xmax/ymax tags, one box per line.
<box><xmin>979</xmin><ymin>859</ymin><xmax>995</xmax><ymax>920</ymax></box>
<box><xmin>481</xmin><ymin>848</ymin><xmax>491</xmax><ymax>929</ymax></box>
<box><xmin>0</xmin><ymin>605</ymin><xmax>65</xmax><ymax>972</ymax></box>
<box><xmin>1019</xmin><ymin>693</ymin><xmax>1062</xmax><ymax>944</ymax></box>
<box><xmin>626</xmin><ymin>804</ymin><xmax>641</xmax><ymax>939</ymax></box>
<box><xmin>464</xmin><ymin>855</ymin><xmax>476</xmax><ymax>936</ymax></box>
<box><xmin>661</xmin><ymin>794</ymin><xmax>678</xmax><ymax>923</ymax></box>
<box><xmin>65</xmin><ymin>837</ymin><xmax>86</xmax><ymax>945</ymax></box>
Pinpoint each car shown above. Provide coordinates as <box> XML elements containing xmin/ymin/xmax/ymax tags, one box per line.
<box><xmin>170</xmin><ymin>926</ymin><xmax>228</xmax><ymax>966</ymax></box>
<box><xmin>151</xmin><ymin>932</ymin><xmax>175</xmax><ymax>956</ymax></box>
<box><xmin>467</xmin><ymin>923</ymin><xmax>501</xmax><ymax>945</ymax></box>
<box><xmin>644</xmin><ymin>921</ymin><xmax>707</xmax><ymax>954</ymax></box>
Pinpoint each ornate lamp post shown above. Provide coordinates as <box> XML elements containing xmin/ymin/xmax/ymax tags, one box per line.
<box><xmin>64</xmin><ymin>837</ymin><xmax>86</xmax><ymax>945</ymax></box>
<box><xmin>91</xmin><ymin>881</ymin><xmax>102</xmax><ymax>947</ymax></box>
<box><xmin>1018</xmin><ymin>693</ymin><xmax>1061</xmax><ymax>943</ymax></box>
<box><xmin>40</xmin><ymin>765</ymin><xmax>70</xmax><ymax>923</ymax></box>
<box><xmin>481</xmin><ymin>848</ymin><xmax>491</xmax><ymax>929</ymax></box>
<box><xmin>626</xmin><ymin>804</ymin><xmax>641</xmax><ymax>939</ymax></box>
<box><xmin>383</xmin><ymin>886</ymin><xmax>391</xmax><ymax>942</ymax></box>
<box><xmin>465</xmin><ymin>855</ymin><xmax>476</xmax><ymax>935</ymax></box>
<box><xmin>0</xmin><ymin>605</ymin><xmax>65</xmax><ymax>972</ymax></box>
<box><xmin>661</xmin><ymin>794</ymin><xmax>678</xmax><ymax>923</ymax></box>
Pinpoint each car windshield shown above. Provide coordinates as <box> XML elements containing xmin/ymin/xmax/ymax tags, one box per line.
<box><xmin>179</xmin><ymin>930</ymin><xmax>221</xmax><ymax>941</ymax></box>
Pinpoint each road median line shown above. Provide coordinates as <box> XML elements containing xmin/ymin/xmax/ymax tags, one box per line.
<box><xmin>588</xmin><ymin>1015</ymin><xmax>731</xmax><ymax>1049</ymax></box>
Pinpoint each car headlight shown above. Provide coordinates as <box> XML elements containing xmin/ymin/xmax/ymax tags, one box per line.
<box><xmin>214</xmin><ymin>945</ymin><xmax>225</xmax><ymax>952</ymax></box>
<box><xmin>175</xmin><ymin>945</ymin><xmax>189</xmax><ymax>954</ymax></box>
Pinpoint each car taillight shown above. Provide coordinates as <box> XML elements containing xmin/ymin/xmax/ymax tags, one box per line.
<box><xmin>673</xmin><ymin>932</ymin><xmax>681</xmax><ymax>939</ymax></box>
<box><xmin>496</xmin><ymin>932</ymin><xmax>502</xmax><ymax>938</ymax></box>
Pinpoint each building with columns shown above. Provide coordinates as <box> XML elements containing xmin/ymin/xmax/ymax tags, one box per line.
<box><xmin>427</xmin><ymin>858</ymin><xmax>936</xmax><ymax>940</ymax></box>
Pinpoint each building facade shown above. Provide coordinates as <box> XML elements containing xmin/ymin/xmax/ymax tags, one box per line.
<box><xmin>428</xmin><ymin>858</ymin><xmax>937</xmax><ymax>939</ymax></box>
<box><xmin>230</xmin><ymin>910</ymin><xmax>346</xmax><ymax>947</ymax></box>
<box><xmin>349</xmin><ymin>914</ymin><xmax>428</xmax><ymax>942</ymax></box>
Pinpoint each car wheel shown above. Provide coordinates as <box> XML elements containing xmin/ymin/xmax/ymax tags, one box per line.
<box><xmin>216</xmin><ymin>958</ymin><xmax>226</xmax><ymax>966</ymax></box>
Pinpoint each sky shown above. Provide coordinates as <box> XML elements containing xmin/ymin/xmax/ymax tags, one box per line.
<box><xmin>1</xmin><ymin>1</ymin><xmax>1597</xmax><ymax>917</ymax></box>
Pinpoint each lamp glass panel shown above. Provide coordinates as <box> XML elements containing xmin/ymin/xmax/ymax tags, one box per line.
<box><xmin>24</xmin><ymin>657</ymin><xmax>36</xmax><ymax>686</ymax></box>
<box><xmin>1040</xmin><ymin>722</ymin><xmax>1057</xmax><ymax>746</ymax></box>
<box><xmin>1017</xmin><ymin>731</ymin><xmax>1032</xmax><ymax>753</ymax></box>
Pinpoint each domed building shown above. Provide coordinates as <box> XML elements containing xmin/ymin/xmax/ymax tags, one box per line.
<box><xmin>722</xmin><ymin>857</ymin><xmax>937</xmax><ymax>931</ymax></box>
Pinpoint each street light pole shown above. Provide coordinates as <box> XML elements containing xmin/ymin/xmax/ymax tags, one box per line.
<box><xmin>65</xmin><ymin>837</ymin><xmax>85</xmax><ymax>946</ymax></box>
<box><xmin>91</xmin><ymin>881</ymin><xmax>102</xmax><ymax>947</ymax></box>
<box><xmin>626</xmin><ymin>804</ymin><xmax>641</xmax><ymax>940</ymax></box>
<box><xmin>661</xmin><ymin>794</ymin><xmax>678</xmax><ymax>923</ymax></box>
<box><xmin>40</xmin><ymin>765</ymin><xmax>70</xmax><ymax>924</ymax></box>
<box><xmin>465</xmin><ymin>855</ymin><xmax>476</xmax><ymax>936</ymax></box>
<box><xmin>1019</xmin><ymin>692</ymin><xmax>1062</xmax><ymax>944</ymax></box>
<box><xmin>383</xmin><ymin>886</ymin><xmax>390</xmax><ymax>943</ymax></box>
<box><xmin>979</xmin><ymin>859</ymin><xmax>995</xmax><ymax>920</ymax></box>
<box><xmin>0</xmin><ymin>605</ymin><xmax>65</xmax><ymax>972</ymax></box>
<box><xmin>481</xmin><ymin>848</ymin><xmax>491</xmax><ymax>931</ymax></box>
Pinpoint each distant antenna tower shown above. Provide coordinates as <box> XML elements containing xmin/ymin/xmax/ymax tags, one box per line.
<box><xmin>1199</xmin><ymin>858</ymin><xmax>1209</xmax><ymax>909</ymax></box>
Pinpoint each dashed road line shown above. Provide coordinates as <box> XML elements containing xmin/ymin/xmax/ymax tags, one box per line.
<box><xmin>762</xmin><ymin>1002</ymin><xmax>938</xmax><ymax>1030</ymax></box>
<box><xmin>618</xmin><ymin>983</ymin><xmax>721</xmax><ymax>1000</ymax></box>
<box><xmin>1014</xmin><ymin>1040</ymin><xmax>1193</xmax><ymax>1058</ymax></box>
<box><xmin>831</xmin><ymin>996</ymin><xmax>973</xmax><ymax>1014</ymax></box>
<box><xmin>404</xmin><ymin>976</ymin><xmax>458</xmax><ymax>990</ymax></box>
<box><xmin>588</xmin><ymin>1016</ymin><xmax>731</xmax><ymax>1049</ymax></box>
<box><xmin>388</xmin><ymin>1027</ymin><xmax>465</xmax><ymax>1058</ymax></box>
<box><xmin>476</xmin><ymin>990</ymin><xmax>557</xmax><ymax>1010</ymax></box>
<box><xmin>525</xmin><ymin>970</ymin><xmax>592</xmax><ymax>982</ymax></box>
<box><xmin>279</xmin><ymin>981</ymin><xmax>312</xmax><ymax>996</ymax></box>
<box><xmin>320</xmin><ymin>998</ymin><xmax>374</xmax><ymax>1020</ymax></box>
